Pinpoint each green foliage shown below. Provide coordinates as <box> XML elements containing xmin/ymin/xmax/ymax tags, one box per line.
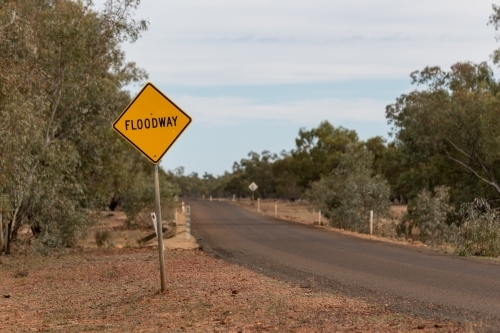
<box><xmin>455</xmin><ymin>198</ymin><xmax>500</xmax><ymax>257</ymax></box>
<box><xmin>292</xmin><ymin>121</ymin><xmax>359</xmax><ymax>190</ymax></box>
<box><xmin>386</xmin><ymin>62</ymin><xmax>500</xmax><ymax>205</ymax></box>
<box><xmin>402</xmin><ymin>186</ymin><xmax>455</xmax><ymax>245</ymax></box>
<box><xmin>272</xmin><ymin>152</ymin><xmax>302</xmax><ymax>200</ymax></box>
<box><xmin>0</xmin><ymin>0</ymin><xmax>149</xmax><ymax>250</ymax></box>
<box><xmin>167</xmin><ymin>167</ymin><xmax>229</xmax><ymax>198</ymax></box>
<box><xmin>229</xmin><ymin>151</ymin><xmax>278</xmax><ymax>199</ymax></box>
<box><xmin>94</xmin><ymin>229</ymin><xmax>111</xmax><ymax>248</ymax></box>
<box><xmin>121</xmin><ymin>166</ymin><xmax>179</xmax><ymax>228</ymax></box>
<box><xmin>307</xmin><ymin>145</ymin><xmax>390</xmax><ymax>232</ymax></box>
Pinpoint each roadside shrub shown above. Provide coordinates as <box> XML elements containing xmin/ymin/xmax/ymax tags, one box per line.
<box><xmin>402</xmin><ymin>186</ymin><xmax>454</xmax><ymax>245</ymax></box>
<box><xmin>95</xmin><ymin>229</ymin><xmax>111</xmax><ymax>248</ymax></box>
<box><xmin>121</xmin><ymin>169</ymin><xmax>179</xmax><ymax>229</ymax></box>
<box><xmin>455</xmin><ymin>198</ymin><xmax>500</xmax><ymax>257</ymax></box>
<box><xmin>307</xmin><ymin>145</ymin><xmax>391</xmax><ymax>232</ymax></box>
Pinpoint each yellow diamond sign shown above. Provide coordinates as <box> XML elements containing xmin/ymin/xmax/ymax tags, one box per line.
<box><xmin>113</xmin><ymin>82</ymin><xmax>192</xmax><ymax>164</ymax></box>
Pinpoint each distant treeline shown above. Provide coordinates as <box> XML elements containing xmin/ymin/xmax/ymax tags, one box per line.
<box><xmin>167</xmin><ymin>6</ymin><xmax>500</xmax><ymax>247</ymax></box>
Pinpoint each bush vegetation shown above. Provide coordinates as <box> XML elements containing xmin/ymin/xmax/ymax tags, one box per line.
<box><xmin>455</xmin><ymin>199</ymin><xmax>500</xmax><ymax>257</ymax></box>
<box><xmin>307</xmin><ymin>145</ymin><xmax>390</xmax><ymax>232</ymax></box>
<box><xmin>401</xmin><ymin>186</ymin><xmax>455</xmax><ymax>245</ymax></box>
<box><xmin>0</xmin><ymin>0</ymin><xmax>178</xmax><ymax>254</ymax></box>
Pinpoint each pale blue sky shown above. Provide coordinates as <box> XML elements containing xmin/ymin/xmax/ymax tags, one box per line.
<box><xmin>98</xmin><ymin>1</ymin><xmax>500</xmax><ymax>176</ymax></box>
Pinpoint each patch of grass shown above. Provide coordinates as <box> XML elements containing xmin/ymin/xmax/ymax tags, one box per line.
<box><xmin>14</xmin><ymin>269</ymin><xmax>28</xmax><ymax>278</ymax></box>
<box><xmin>94</xmin><ymin>229</ymin><xmax>111</xmax><ymax>248</ymax></box>
<box><xmin>99</xmin><ymin>267</ymin><xmax>119</xmax><ymax>279</ymax></box>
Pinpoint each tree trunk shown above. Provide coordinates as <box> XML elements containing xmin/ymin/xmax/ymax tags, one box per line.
<box><xmin>0</xmin><ymin>212</ymin><xmax>3</xmax><ymax>253</ymax></box>
<box><xmin>6</xmin><ymin>222</ymin><xmax>12</xmax><ymax>255</ymax></box>
<box><xmin>108</xmin><ymin>194</ymin><xmax>122</xmax><ymax>211</ymax></box>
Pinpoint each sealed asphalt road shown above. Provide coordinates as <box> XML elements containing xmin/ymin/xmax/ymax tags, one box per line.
<box><xmin>189</xmin><ymin>200</ymin><xmax>500</xmax><ymax>330</ymax></box>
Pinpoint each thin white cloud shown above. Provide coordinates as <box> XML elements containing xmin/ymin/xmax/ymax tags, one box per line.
<box><xmin>174</xmin><ymin>95</ymin><xmax>388</xmax><ymax>126</ymax></box>
<box><xmin>92</xmin><ymin>1</ymin><xmax>499</xmax><ymax>86</ymax></box>
<box><xmin>111</xmin><ymin>0</ymin><xmax>497</xmax><ymax>86</ymax></box>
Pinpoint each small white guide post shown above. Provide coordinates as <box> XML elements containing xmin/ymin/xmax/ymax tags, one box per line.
<box><xmin>210</xmin><ymin>195</ymin><xmax>212</xmax><ymax>202</ymax></box>
<box><xmin>203</xmin><ymin>195</ymin><xmax>205</xmax><ymax>201</ymax></box>
<box><xmin>151</xmin><ymin>212</ymin><xmax>158</xmax><ymax>236</ymax></box>
<box><xmin>233</xmin><ymin>194</ymin><xmax>235</xmax><ymax>202</ymax></box>
<box><xmin>319</xmin><ymin>210</ymin><xmax>322</xmax><ymax>226</ymax></box>
<box><xmin>151</xmin><ymin>212</ymin><xmax>164</xmax><ymax>251</ymax></box>
<box><xmin>185</xmin><ymin>206</ymin><xmax>191</xmax><ymax>240</ymax></box>
<box><xmin>370</xmin><ymin>210</ymin><xmax>374</xmax><ymax>240</ymax></box>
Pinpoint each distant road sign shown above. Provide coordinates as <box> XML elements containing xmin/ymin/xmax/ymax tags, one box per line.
<box><xmin>249</xmin><ymin>182</ymin><xmax>258</xmax><ymax>192</ymax></box>
<box><xmin>113</xmin><ymin>82</ymin><xmax>192</xmax><ymax>164</ymax></box>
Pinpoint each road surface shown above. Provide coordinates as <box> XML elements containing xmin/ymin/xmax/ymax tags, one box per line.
<box><xmin>189</xmin><ymin>200</ymin><xmax>500</xmax><ymax>329</ymax></box>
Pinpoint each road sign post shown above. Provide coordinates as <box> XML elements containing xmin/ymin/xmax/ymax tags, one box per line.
<box><xmin>248</xmin><ymin>182</ymin><xmax>258</xmax><ymax>202</ymax></box>
<box><xmin>112</xmin><ymin>82</ymin><xmax>191</xmax><ymax>292</ymax></box>
<box><xmin>153</xmin><ymin>165</ymin><xmax>166</xmax><ymax>290</ymax></box>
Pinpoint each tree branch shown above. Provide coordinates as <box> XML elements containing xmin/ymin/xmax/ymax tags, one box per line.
<box><xmin>445</xmin><ymin>151</ymin><xmax>500</xmax><ymax>195</ymax></box>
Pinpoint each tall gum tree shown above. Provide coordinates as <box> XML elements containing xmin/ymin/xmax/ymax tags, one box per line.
<box><xmin>0</xmin><ymin>0</ymin><xmax>149</xmax><ymax>252</ymax></box>
<box><xmin>386</xmin><ymin>62</ymin><xmax>500</xmax><ymax>202</ymax></box>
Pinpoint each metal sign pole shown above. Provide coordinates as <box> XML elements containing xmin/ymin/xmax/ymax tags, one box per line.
<box><xmin>154</xmin><ymin>164</ymin><xmax>166</xmax><ymax>292</ymax></box>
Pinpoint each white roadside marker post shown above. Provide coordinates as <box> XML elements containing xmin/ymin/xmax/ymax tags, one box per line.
<box><xmin>186</xmin><ymin>206</ymin><xmax>191</xmax><ymax>240</ymax></box>
<box><xmin>370</xmin><ymin>210</ymin><xmax>373</xmax><ymax>240</ymax></box>
<box><xmin>210</xmin><ymin>195</ymin><xmax>212</xmax><ymax>202</ymax></box>
<box><xmin>233</xmin><ymin>194</ymin><xmax>235</xmax><ymax>202</ymax></box>
<box><xmin>257</xmin><ymin>198</ymin><xmax>260</xmax><ymax>212</ymax></box>
<box><xmin>151</xmin><ymin>212</ymin><xmax>164</xmax><ymax>251</ymax></box>
<box><xmin>319</xmin><ymin>210</ymin><xmax>322</xmax><ymax>226</ymax></box>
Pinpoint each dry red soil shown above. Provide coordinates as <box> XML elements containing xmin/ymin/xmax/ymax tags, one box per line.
<box><xmin>0</xmin><ymin>247</ymin><xmax>468</xmax><ymax>333</ymax></box>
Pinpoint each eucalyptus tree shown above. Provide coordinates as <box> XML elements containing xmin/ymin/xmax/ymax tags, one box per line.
<box><xmin>385</xmin><ymin>5</ymin><xmax>500</xmax><ymax>205</ymax></box>
<box><xmin>0</xmin><ymin>0</ymin><xmax>150</xmax><ymax>252</ymax></box>
<box><xmin>307</xmin><ymin>144</ymin><xmax>390</xmax><ymax>232</ymax></box>
<box><xmin>291</xmin><ymin>121</ymin><xmax>359</xmax><ymax>190</ymax></box>
<box><xmin>228</xmin><ymin>151</ymin><xmax>278</xmax><ymax>199</ymax></box>
<box><xmin>386</xmin><ymin>62</ymin><xmax>500</xmax><ymax>205</ymax></box>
